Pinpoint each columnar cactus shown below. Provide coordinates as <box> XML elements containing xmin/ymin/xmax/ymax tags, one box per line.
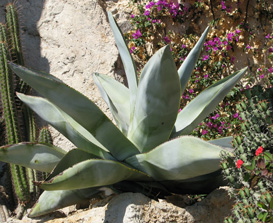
<box><xmin>221</xmin><ymin>86</ymin><xmax>273</xmax><ymax>223</ymax></box>
<box><xmin>0</xmin><ymin>3</ymin><xmax>52</xmax><ymax>218</ymax></box>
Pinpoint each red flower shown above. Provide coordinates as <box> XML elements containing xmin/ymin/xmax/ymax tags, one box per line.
<box><xmin>255</xmin><ymin>146</ymin><xmax>263</xmax><ymax>156</ymax></box>
<box><xmin>236</xmin><ymin>159</ymin><xmax>244</xmax><ymax>168</ymax></box>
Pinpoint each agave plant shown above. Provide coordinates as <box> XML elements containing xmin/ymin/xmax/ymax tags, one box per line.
<box><xmin>0</xmin><ymin>12</ymin><xmax>247</xmax><ymax>217</ymax></box>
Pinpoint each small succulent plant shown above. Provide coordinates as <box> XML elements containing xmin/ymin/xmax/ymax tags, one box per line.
<box><xmin>222</xmin><ymin>86</ymin><xmax>273</xmax><ymax>223</ymax></box>
<box><xmin>0</xmin><ymin>12</ymin><xmax>247</xmax><ymax>217</ymax></box>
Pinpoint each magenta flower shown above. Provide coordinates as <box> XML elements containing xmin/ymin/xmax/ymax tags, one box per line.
<box><xmin>265</xmin><ymin>34</ymin><xmax>271</xmax><ymax>39</ymax></box>
<box><xmin>204</xmin><ymin>74</ymin><xmax>209</xmax><ymax>79</ymax></box>
<box><xmin>201</xmin><ymin>129</ymin><xmax>208</xmax><ymax>135</ymax></box>
<box><xmin>212</xmin><ymin>113</ymin><xmax>220</xmax><ymax>120</ymax></box>
<box><xmin>269</xmin><ymin>47</ymin><xmax>273</xmax><ymax>53</ymax></box>
<box><xmin>189</xmin><ymin>89</ymin><xmax>194</xmax><ymax>94</ymax></box>
<box><xmin>259</xmin><ymin>74</ymin><xmax>264</xmax><ymax>79</ymax></box>
<box><xmin>227</xmin><ymin>32</ymin><xmax>235</xmax><ymax>41</ymax></box>
<box><xmin>268</xmin><ymin>67</ymin><xmax>273</xmax><ymax>73</ymax></box>
<box><xmin>233</xmin><ymin>113</ymin><xmax>239</xmax><ymax>118</ymax></box>
<box><xmin>157</xmin><ymin>6</ymin><xmax>163</xmax><ymax>11</ymax></box>
<box><xmin>130</xmin><ymin>46</ymin><xmax>136</xmax><ymax>54</ymax></box>
<box><xmin>246</xmin><ymin>44</ymin><xmax>251</xmax><ymax>49</ymax></box>
<box><xmin>202</xmin><ymin>55</ymin><xmax>209</xmax><ymax>61</ymax></box>
<box><xmin>131</xmin><ymin>14</ymin><xmax>135</xmax><ymax>18</ymax></box>
<box><xmin>221</xmin><ymin>0</ymin><xmax>226</xmax><ymax>10</ymax></box>
<box><xmin>226</xmin><ymin>45</ymin><xmax>232</xmax><ymax>51</ymax></box>
<box><xmin>132</xmin><ymin>29</ymin><xmax>142</xmax><ymax>39</ymax></box>
<box><xmin>145</xmin><ymin>1</ymin><xmax>155</xmax><ymax>9</ymax></box>
<box><xmin>182</xmin><ymin>44</ymin><xmax>186</xmax><ymax>48</ymax></box>
<box><xmin>235</xmin><ymin>29</ymin><xmax>241</xmax><ymax>34</ymax></box>
<box><xmin>144</xmin><ymin>10</ymin><xmax>150</xmax><ymax>16</ymax></box>
<box><xmin>164</xmin><ymin>36</ymin><xmax>171</xmax><ymax>43</ymax></box>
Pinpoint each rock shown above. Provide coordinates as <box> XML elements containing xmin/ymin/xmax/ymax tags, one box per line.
<box><xmin>7</xmin><ymin>188</ymin><xmax>233</xmax><ymax>222</ymax></box>
<box><xmin>1</xmin><ymin>0</ymin><xmax>131</xmax><ymax>152</ymax></box>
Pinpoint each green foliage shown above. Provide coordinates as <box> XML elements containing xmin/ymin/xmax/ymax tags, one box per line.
<box><xmin>221</xmin><ymin>86</ymin><xmax>273</xmax><ymax>222</ymax></box>
<box><xmin>0</xmin><ymin>12</ymin><xmax>247</xmax><ymax>217</ymax></box>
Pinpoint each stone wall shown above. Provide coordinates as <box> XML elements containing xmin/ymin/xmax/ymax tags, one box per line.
<box><xmin>0</xmin><ymin>0</ymin><xmax>131</xmax><ymax>151</ymax></box>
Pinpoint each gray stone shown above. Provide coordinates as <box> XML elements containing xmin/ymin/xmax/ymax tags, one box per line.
<box><xmin>6</xmin><ymin>188</ymin><xmax>233</xmax><ymax>222</ymax></box>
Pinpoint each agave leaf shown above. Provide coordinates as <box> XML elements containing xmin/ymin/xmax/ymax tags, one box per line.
<box><xmin>29</xmin><ymin>188</ymin><xmax>101</xmax><ymax>217</ymax></box>
<box><xmin>178</xmin><ymin>26</ymin><xmax>210</xmax><ymax>95</ymax></box>
<box><xmin>128</xmin><ymin>45</ymin><xmax>181</xmax><ymax>152</ymax></box>
<box><xmin>9</xmin><ymin>63</ymin><xmax>140</xmax><ymax>160</ymax></box>
<box><xmin>107</xmin><ymin>12</ymin><xmax>138</xmax><ymax>120</ymax></box>
<box><xmin>17</xmin><ymin>93</ymin><xmax>113</xmax><ymax>160</ymax></box>
<box><xmin>93</xmin><ymin>73</ymin><xmax>130</xmax><ymax>134</ymax></box>
<box><xmin>172</xmin><ymin>67</ymin><xmax>248</xmax><ymax>138</ymax></box>
<box><xmin>41</xmin><ymin>159</ymin><xmax>151</xmax><ymax>191</ymax></box>
<box><xmin>160</xmin><ymin>169</ymin><xmax>225</xmax><ymax>194</ymax></box>
<box><xmin>126</xmin><ymin>136</ymin><xmax>223</xmax><ymax>181</ymax></box>
<box><xmin>209</xmin><ymin>136</ymin><xmax>233</xmax><ymax>151</ymax></box>
<box><xmin>0</xmin><ymin>143</ymin><xmax>66</xmax><ymax>172</ymax></box>
<box><xmin>48</xmin><ymin>149</ymin><xmax>98</xmax><ymax>179</ymax></box>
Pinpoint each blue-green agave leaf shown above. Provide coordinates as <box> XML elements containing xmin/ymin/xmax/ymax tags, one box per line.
<box><xmin>17</xmin><ymin>93</ymin><xmax>113</xmax><ymax>160</ymax></box>
<box><xmin>178</xmin><ymin>26</ymin><xmax>210</xmax><ymax>95</ymax></box>
<box><xmin>209</xmin><ymin>136</ymin><xmax>233</xmax><ymax>151</ymax></box>
<box><xmin>93</xmin><ymin>73</ymin><xmax>130</xmax><ymax>134</ymax></box>
<box><xmin>128</xmin><ymin>45</ymin><xmax>181</xmax><ymax>152</ymax></box>
<box><xmin>107</xmin><ymin>12</ymin><xmax>138</xmax><ymax>120</ymax></box>
<box><xmin>29</xmin><ymin>188</ymin><xmax>101</xmax><ymax>217</ymax></box>
<box><xmin>0</xmin><ymin>143</ymin><xmax>66</xmax><ymax>172</ymax></box>
<box><xmin>172</xmin><ymin>67</ymin><xmax>247</xmax><ymax>137</ymax></box>
<box><xmin>41</xmin><ymin>159</ymin><xmax>151</xmax><ymax>191</ymax></box>
<box><xmin>48</xmin><ymin>149</ymin><xmax>98</xmax><ymax>179</ymax></box>
<box><xmin>9</xmin><ymin>63</ymin><xmax>140</xmax><ymax>160</ymax></box>
<box><xmin>126</xmin><ymin>136</ymin><xmax>224</xmax><ymax>181</ymax></box>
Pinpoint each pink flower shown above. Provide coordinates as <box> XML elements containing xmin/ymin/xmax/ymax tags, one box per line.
<box><xmin>189</xmin><ymin>89</ymin><xmax>194</xmax><ymax>94</ymax></box>
<box><xmin>265</xmin><ymin>34</ymin><xmax>271</xmax><ymax>39</ymax></box>
<box><xmin>268</xmin><ymin>47</ymin><xmax>273</xmax><ymax>53</ymax></box>
<box><xmin>237</xmin><ymin>159</ymin><xmax>244</xmax><ymax>168</ymax></box>
<box><xmin>178</xmin><ymin>108</ymin><xmax>182</xmax><ymax>113</ymax></box>
<box><xmin>227</xmin><ymin>32</ymin><xmax>235</xmax><ymax>41</ymax></box>
<box><xmin>246</xmin><ymin>44</ymin><xmax>251</xmax><ymax>49</ymax></box>
<box><xmin>233</xmin><ymin>113</ymin><xmax>239</xmax><ymax>118</ymax></box>
<box><xmin>259</xmin><ymin>74</ymin><xmax>264</xmax><ymax>79</ymax></box>
<box><xmin>164</xmin><ymin>36</ymin><xmax>171</xmax><ymax>43</ymax></box>
<box><xmin>226</xmin><ymin>45</ymin><xmax>232</xmax><ymax>51</ymax></box>
<box><xmin>182</xmin><ymin>44</ymin><xmax>186</xmax><ymax>48</ymax></box>
<box><xmin>268</xmin><ymin>67</ymin><xmax>273</xmax><ymax>73</ymax></box>
<box><xmin>131</xmin><ymin>14</ymin><xmax>135</xmax><ymax>18</ymax></box>
<box><xmin>235</xmin><ymin>29</ymin><xmax>241</xmax><ymax>34</ymax></box>
<box><xmin>201</xmin><ymin>129</ymin><xmax>208</xmax><ymax>135</ymax></box>
<box><xmin>221</xmin><ymin>0</ymin><xmax>226</xmax><ymax>10</ymax></box>
<box><xmin>202</xmin><ymin>55</ymin><xmax>209</xmax><ymax>61</ymax></box>
<box><xmin>255</xmin><ymin>146</ymin><xmax>263</xmax><ymax>156</ymax></box>
<box><xmin>144</xmin><ymin>10</ymin><xmax>150</xmax><ymax>16</ymax></box>
<box><xmin>204</xmin><ymin>74</ymin><xmax>209</xmax><ymax>79</ymax></box>
<box><xmin>132</xmin><ymin>29</ymin><xmax>142</xmax><ymax>39</ymax></box>
<box><xmin>130</xmin><ymin>46</ymin><xmax>135</xmax><ymax>54</ymax></box>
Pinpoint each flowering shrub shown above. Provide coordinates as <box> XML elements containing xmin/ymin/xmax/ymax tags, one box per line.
<box><xmin>126</xmin><ymin>0</ymin><xmax>273</xmax><ymax>140</ymax></box>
